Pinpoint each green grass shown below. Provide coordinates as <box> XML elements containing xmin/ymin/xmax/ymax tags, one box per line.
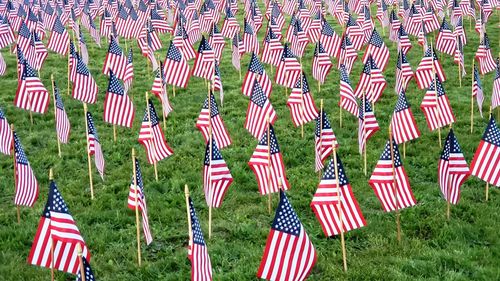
<box><xmin>1</xmin><ymin>8</ymin><xmax>500</xmax><ymax>281</ymax></box>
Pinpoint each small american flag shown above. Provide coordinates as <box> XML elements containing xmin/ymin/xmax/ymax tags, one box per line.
<box><xmin>405</xmin><ymin>4</ymin><xmax>422</xmax><ymax>36</ymax></box>
<box><xmin>192</xmin><ymin>36</ymin><xmax>215</xmax><ymax>81</ymax></box>
<box><xmin>319</xmin><ymin>18</ymin><xmax>341</xmax><ymax>58</ymax></box>
<box><xmin>307</xmin><ymin>12</ymin><xmax>322</xmax><ymax>43</ymax></box>
<box><xmin>151</xmin><ymin>7</ymin><xmax>172</xmax><ymax>34</ymax></box>
<box><xmin>475</xmin><ymin>33</ymin><xmax>497</xmax><ymax>75</ymax></box>
<box><xmin>72</xmin><ymin>54</ymin><xmax>99</xmax><ymax>104</ymax></box>
<box><xmin>17</xmin><ymin>21</ymin><xmax>32</xmax><ymax>55</ymax></box>
<box><xmin>397</xmin><ymin>24</ymin><xmax>412</xmax><ymax>55</ymax></box>
<box><xmin>138</xmin><ymin>99</ymin><xmax>174</xmax><ymax>164</ymax></box>
<box><xmin>28</xmin><ymin>180</ymin><xmax>90</xmax><ymax>275</ymax></box>
<box><xmin>261</xmin><ymin>27</ymin><xmax>283</xmax><ymax>67</ymax></box>
<box><xmin>345</xmin><ymin>13</ymin><xmax>364</xmax><ymax>50</ymax></box>
<box><xmin>203</xmin><ymin>138</ymin><xmax>233</xmax><ymax>208</ymax></box>
<box><xmin>0</xmin><ymin>16</ymin><xmax>16</xmax><ymax>49</ymax></box>
<box><xmin>359</xmin><ymin>6</ymin><xmax>374</xmax><ymax>44</ymax></box>
<box><xmin>86</xmin><ymin>111</ymin><xmax>105</xmax><ymax>179</ymax></box>
<box><xmin>354</xmin><ymin>55</ymin><xmax>387</xmax><ymax>104</ymax></box>
<box><xmin>164</xmin><ymin>41</ymin><xmax>190</xmax><ymax>88</ymax></box>
<box><xmin>0</xmin><ymin>108</ymin><xmax>12</xmax><ymax>155</ymax></box>
<box><xmin>369</xmin><ymin>140</ymin><xmax>417</xmax><ymax>212</ymax></box>
<box><xmin>231</xmin><ymin>33</ymin><xmax>243</xmax><ymax>71</ymax></box>
<box><xmin>314</xmin><ymin>111</ymin><xmax>338</xmax><ymax>172</ymax></box>
<box><xmin>221</xmin><ymin>7</ymin><xmax>239</xmax><ymax>38</ymax></box>
<box><xmin>104</xmin><ymin>70</ymin><xmax>135</xmax><ymax>128</ymax></box>
<box><xmin>312</xmin><ymin>42</ymin><xmax>332</xmax><ymax>85</ymax></box>
<box><xmin>187</xmin><ymin>197</ymin><xmax>212</xmax><ymax>281</ymax></box>
<box><xmin>438</xmin><ymin>129</ymin><xmax>470</xmax><ymax>205</ymax></box>
<box><xmin>128</xmin><ymin>158</ymin><xmax>153</xmax><ymax>245</ymax></box>
<box><xmin>76</xmin><ymin>256</ymin><xmax>95</xmax><ymax>281</ymax></box>
<box><xmin>151</xmin><ymin>63</ymin><xmax>173</xmax><ymax>118</ymax></box>
<box><xmin>243</xmin><ymin>18</ymin><xmax>259</xmax><ymax>54</ymax></box>
<box><xmin>0</xmin><ymin>51</ymin><xmax>6</xmax><ymax>76</ymax></box>
<box><xmin>420</xmin><ymin>75</ymin><xmax>455</xmax><ymax>131</ymax></box>
<box><xmin>13</xmin><ymin>132</ymin><xmax>39</xmax><ymax>207</ymax></box>
<box><xmin>47</xmin><ymin>16</ymin><xmax>69</xmax><ymax>55</ymax></box>
<box><xmin>257</xmin><ymin>191</ymin><xmax>316</xmax><ymax>280</ymax></box>
<box><xmin>337</xmin><ymin>34</ymin><xmax>358</xmax><ymax>74</ymax></box>
<box><xmin>363</xmin><ymin>28</ymin><xmax>390</xmax><ymax>71</ymax></box>
<box><xmin>390</xmin><ymin>90</ymin><xmax>421</xmax><ymax>144</ymax></box>
<box><xmin>395</xmin><ymin>49</ymin><xmax>413</xmax><ymax>94</ymax></box>
<box><xmin>54</xmin><ymin>82</ymin><xmax>70</xmax><ymax>144</ymax></box>
<box><xmin>389</xmin><ymin>10</ymin><xmax>401</xmax><ymax>42</ymax></box>
<box><xmin>423</xmin><ymin>5</ymin><xmax>441</xmax><ymax>32</ymax></box>
<box><xmin>275</xmin><ymin>44</ymin><xmax>301</xmax><ymax>88</ymax></box>
<box><xmin>196</xmin><ymin>92</ymin><xmax>231</xmax><ymax>149</ymax></box>
<box><xmin>287</xmin><ymin>73</ymin><xmax>319</xmax><ymax>127</ymax></box>
<box><xmin>311</xmin><ymin>155</ymin><xmax>366</xmax><ymax>236</ymax></box>
<box><xmin>245</xmin><ymin>80</ymin><xmax>277</xmax><ymax>139</ymax></box>
<box><xmin>453</xmin><ymin>16</ymin><xmax>467</xmax><ymax>46</ymax></box>
<box><xmin>473</xmin><ymin>65</ymin><xmax>484</xmax><ymax>117</ymax></box>
<box><xmin>102</xmin><ymin>37</ymin><xmax>127</xmax><ymax>80</ymax></box>
<box><xmin>242</xmin><ymin>53</ymin><xmax>272</xmax><ymax>98</ymax></box>
<box><xmin>415</xmin><ymin>45</ymin><xmax>446</xmax><ymax>89</ymax></box>
<box><xmin>358</xmin><ymin>98</ymin><xmax>379</xmax><ymax>154</ymax></box>
<box><xmin>376</xmin><ymin>0</ymin><xmax>389</xmax><ymax>27</ymax></box>
<box><xmin>14</xmin><ymin>60</ymin><xmax>50</xmax><ymax>114</ymax></box>
<box><xmin>79</xmin><ymin>29</ymin><xmax>89</xmax><ymax>65</ymax></box>
<box><xmin>435</xmin><ymin>19</ymin><xmax>456</xmax><ymax>56</ymax></box>
<box><xmin>493</xmin><ymin>59</ymin><xmax>500</xmax><ymax>110</ymax></box>
<box><xmin>289</xmin><ymin>18</ymin><xmax>308</xmax><ymax>57</ymax></box>
<box><xmin>32</xmin><ymin>32</ymin><xmax>47</xmax><ymax>71</ymax></box>
<box><xmin>208</xmin><ymin>23</ymin><xmax>225</xmax><ymax>62</ymax></box>
<box><xmin>339</xmin><ymin>64</ymin><xmax>358</xmax><ymax>117</ymax></box>
<box><xmin>470</xmin><ymin>115</ymin><xmax>500</xmax><ymax>187</ymax></box>
<box><xmin>123</xmin><ymin>48</ymin><xmax>134</xmax><ymax>93</ymax></box>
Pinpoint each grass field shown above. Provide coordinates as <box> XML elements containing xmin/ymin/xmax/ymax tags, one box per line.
<box><xmin>1</xmin><ymin>6</ymin><xmax>500</xmax><ymax>281</ymax></box>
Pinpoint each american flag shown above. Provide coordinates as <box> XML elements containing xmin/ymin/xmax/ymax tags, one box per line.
<box><xmin>79</xmin><ymin>29</ymin><xmax>89</xmax><ymax>65</ymax></box>
<box><xmin>475</xmin><ymin>33</ymin><xmax>497</xmax><ymax>75</ymax></box>
<box><xmin>76</xmin><ymin>256</ymin><xmax>95</xmax><ymax>281</ymax></box>
<box><xmin>397</xmin><ymin>24</ymin><xmax>412</xmax><ymax>55</ymax></box>
<box><xmin>86</xmin><ymin>111</ymin><xmax>105</xmax><ymax>179</ymax></box>
<box><xmin>221</xmin><ymin>7</ymin><xmax>239</xmax><ymax>38</ymax></box>
<box><xmin>100</xmin><ymin>9</ymin><xmax>112</xmax><ymax>38</ymax></box>
<box><xmin>417</xmin><ymin>19</ymin><xmax>428</xmax><ymax>47</ymax></box>
<box><xmin>14</xmin><ymin>61</ymin><xmax>50</xmax><ymax>114</ymax></box>
<box><xmin>33</xmin><ymin>32</ymin><xmax>47</xmax><ymax>71</ymax></box>
<box><xmin>453</xmin><ymin>37</ymin><xmax>466</xmax><ymax>78</ymax></box>
<box><xmin>312</xmin><ymin>42</ymin><xmax>332</xmax><ymax>85</ymax></box>
<box><xmin>47</xmin><ymin>16</ymin><xmax>69</xmax><ymax>55</ymax></box>
<box><xmin>187</xmin><ymin>197</ymin><xmax>212</xmax><ymax>281</ymax></box>
<box><xmin>423</xmin><ymin>5</ymin><xmax>441</xmax><ymax>32</ymax></box>
<box><xmin>188</xmin><ymin>12</ymin><xmax>202</xmax><ymax>46</ymax></box>
<box><xmin>345</xmin><ymin>13</ymin><xmax>364</xmax><ymax>50</ymax></box>
<box><xmin>128</xmin><ymin>158</ymin><xmax>153</xmax><ymax>245</ymax></box>
<box><xmin>287</xmin><ymin>73</ymin><xmax>319</xmax><ymax>127</ymax></box>
<box><xmin>196</xmin><ymin>92</ymin><xmax>231</xmax><ymax>149</ymax></box>
<box><xmin>208</xmin><ymin>24</ymin><xmax>225</xmax><ymax>62</ymax></box>
<box><xmin>257</xmin><ymin>191</ymin><xmax>316</xmax><ymax>280</ymax></box>
<box><xmin>0</xmin><ymin>16</ymin><xmax>15</xmax><ymax>49</ymax></box>
<box><xmin>261</xmin><ymin>27</ymin><xmax>283</xmax><ymax>67</ymax></box>
<box><xmin>104</xmin><ymin>70</ymin><xmax>135</xmax><ymax>128</ymax></box>
<box><xmin>460</xmin><ymin>0</ymin><xmax>475</xmax><ymax>18</ymax></box>
<box><xmin>138</xmin><ymin>99</ymin><xmax>174</xmax><ymax>164</ymax></box>
<box><xmin>72</xmin><ymin>54</ymin><xmax>99</xmax><ymax>104</ymax></box>
<box><xmin>102</xmin><ymin>37</ymin><xmax>127</xmax><ymax>79</ymax></box>
<box><xmin>275</xmin><ymin>44</ymin><xmax>301</xmax><ymax>88</ymax></box>
<box><xmin>27</xmin><ymin>180</ymin><xmax>90</xmax><ymax>275</ymax></box>
<box><xmin>269</xmin><ymin>11</ymin><xmax>283</xmax><ymax>41</ymax></box>
<box><xmin>151</xmin><ymin>63</ymin><xmax>173</xmax><ymax>118</ymax></box>
<box><xmin>231</xmin><ymin>33</ymin><xmax>244</xmax><ymax>71</ymax></box>
<box><xmin>242</xmin><ymin>53</ymin><xmax>272</xmax><ymax>98</ymax></box>
<box><xmin>319</xmin><ymin>18</ymin><xmax>341</xmax><ymax>58</ymax></box>
<box><xmin>389</xmin><ymin>10</ymin><xmax>401</xmax><ymax>42</ymax></box>
<box><xmin>358</xmin><ymin>98</ymin><xmax>379</xmax><ymax>154</ymax></box>
<box><xmin>192</xmin><ymin>36</ymin><xmax>215</xmax><ymax>81</ymax></box>
<box><xmin>453</xmin><ymin>16</ymin><xmax>467</xmax><ymax>47</ymax></box>
<box><xmin>151</xmin><ymin>7</ymin><xmax>172</xmax><ymax>34</ymax></box>
<box><xmin>438</xmin><ymin>129</ymin><xmax>470</xmax><ymax>205</ymax></box>
<box><xmin>363</xmin><ymin>28</ymin><xmax>390</xmax><ymax>71</ymax></box>
<box><xmin>307</xmin><ymin>12</ymin><xmax>322</xmax><ymax>43</ymax></box>
<box><xmin>245</xmin><ymin>80</ymin><xmax>277</xmax><ymax>139</ymax></box>
<box><xmin>123</xmin><ymin>48</ymin><xmax>134</xmax><ymax>93</ymax></box>
<box><xmin>473</xmin><ymin>65</ymin><xmax>484</xmax><ymax>118</ymax></box>
<box><xmin>395</xmin><ymin>49</ymin><xmax>413</xmax><ymax>94</ymax></box>
<box><xmin>405</xmin><ymin>4</ymin><xmax>422</xmax><ymax>36</ymax></box>
<box><xmin>68</xmin><ymin>41</ymin><xmax>78</xmax><ymax>82</ymax></box>
<box><xmin>164</xmin><ymin>41</ymin><xmax>190</xmax><ymax>88</ymax></box>
<box><xmin>243</xmin><ymin>18</ymin><xmax>259</xmax><ymax>54</ymax></box>
<box><xmin>311</xmin><ymin>155</ymin><xmax>366</xmax><ymax>236</ymax></box>
<box><xmin>420</xmin><ymin>75</ymin><xmax>456</xmax><ymax>131</ymax></box>
<box><xmin>54</xmin><ymin>83</ymin><xmax>70</xmax><ymax>144</ymax></box>
<box><xmin>470</xmin><ymin>115</ymin><xmax>500</xmax><ymax>187</ymax></box>
<box><xmin>13</xmin><ymin>132</ymin><xmax>38</xmax><ymax>207</ymax></box>
<box><xmin>339</xmin><ymin>65</ymin><xmax>358</xmax><ymax>117</ymax></box>
<box><xmin>493</xmin><ymin>59</ymin><xmax>500</xmax><ymax>110</ymax></box>
<box><xmin>337</xmin><ymin>34</ymin><xmax>357</xmax><ymax>74</ymax></box>
<box><xmin>415</xmin><ymin>45</ymin><xmax>446</xmax><ymax>89</ymax></box>
<box><xmin>314</xmin><ymin>111</ymin><xmax>338</xmax><ymax>172</ymax></box>
<box><xmin>359</xmin><ymin>6</ymin><xmax>374</xmax><ymax>44</ymax></box>
<box><xmin>354</xmin><ymin>55</ymin><xmax>387</xmax><ymax>103</ymax></box>
<box><xmin>369</xmin><ymin>140</ymin><xmax>417</xmax><ymax>211</ymax></box>
<box><xmin>289</xmin><ymin>18</ymin><xmax>308</xmax><ymax>57</ymax></box>
<box><xmin>0</xmin><ymin>51</ymin><xmax>5</xmax><ymax>76</ymax></box>
<box><xmin>390</xmin><ymin>90</ymin><xmax>420</xmax><ymax>144</ymax></box>
<box><xmin>269</xmin><ymin>0</ymin><xmax>285</xmax><ymax>30</ymax></box>
<box><xmin>435</xmin><ymin>19</ymin><xmax>456</xmax><ymax>56</ymax></box>
<box><xmin>451</xmin><ymin>0</ymin><xmax>462</xmax><ymax>26</ymax></box>
<box><xmin>203</xmin><ymin>138</ymin><xmax>233</xmax><ymax>208</ymax></box>
<box><xmin>17</xmin><ymin>21</ymin><xmax>32</xmax><ymax>56</ymax></box>
<box><xmin>377</xmin><ymin>0</ymin><xmax>389</xmax><ymax>27</ymax></box>
<box><xmin>0</xmin><ymin>108</ymin><xmax>11</xmax><ymax>155</ymax></box>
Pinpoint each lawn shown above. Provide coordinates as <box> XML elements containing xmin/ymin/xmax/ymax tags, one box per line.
<box><xmin>0</xmin><ymin>5</ymin><xmax>500</xmax><ymax>281</ymax></box>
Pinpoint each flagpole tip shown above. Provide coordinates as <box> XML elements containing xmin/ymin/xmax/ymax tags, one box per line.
<box><xmin>76</xmin><ymin>243</ymin><xmax>82</xmax><ymax>256</ymax></box>
<box><xmin>132</xmin><ymin>148</ymin><xmax>135</xmax><ymax>157</ymax></box>
<box><xmin>49</xmin><ymin>168</ymin><xmax>53</xmax><ymax>180</ymax></box>
<box><xmin>184</xmin><ymin>184</ymin><xmax>190</xmax><ymax>196</ymax></box>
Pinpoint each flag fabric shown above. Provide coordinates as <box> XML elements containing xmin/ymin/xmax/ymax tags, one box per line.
<box><xmin>86</xmin><ymin>111</ymin><xmax>105</xmax><ymax>179</ymax></box>
<box><xmin>27</xmin><ymin>180</ymin><xmax>90</xmax><ymax>275</ymax></box>
<box><xmin>102</xmin><ymin>37</ymin><xmax>127</xmax><ymax>79</ymax></box>
<box><xmin>163</xmin><ymin>42</ymin><xmax>190</xmax><ymax>88</ymax></box>
<box><xmin>389</xmin><ymin>10</ymin><xmax>401</xmax><ymax>42</ymax></box>
<box><xmin>231</xmin><ymin>33</ymin><xmax>244</xmax><ymax>71</ymax></box>
<box><xmin>453</xmin><ymin>16</ymin><xmax>467</xmax><ymax>46</ymax></box>
<box><xmin>475</xmin><ymin>33</ymin><xmax>496</xmax><ymax>75</ymax></box>
<box><xmin>339</xmin><ymin>65</ymin><xmax>358</xmax><ymax>117</ymax></box>
<box><xmin>312</xmin><ymin>42</ymin><xmax>332</xmax><ymax>85</ymax></box>
<box><xmin>435</xmin><ymin>19</ymin><xmax>456</xmax><ymax>56</ymax></box>
<box><xmin>397</xmin><ymin>24</ymin><xmax>412</xmax><ymax>55</ymax></box>
<box><xmin>363</xmin><ymin>28</ymin><xmax>390</xmax><ymax>71</ymax></box>
<box><xmin>13</xmin><ymin>132</ymin><xmax>38</xmax><ymax>207</ymax></box>
<box><xmin>289</xmin><ymin>18</ymin><xmax>308</xmax><ymax>57</ymax></box>
<box><xmin>454</xmin><ymin>37</ymin><xmax>466</xmax><ymax>78</ymax></box>
<box><xmin>174</xmin><ymin>24</ymin><xmax>196</xmax><ymax>61</ymax></box>
<box><xmin>208</xmin><ymin>24</ymin><xmax>225</xmax><ymax>62</ymax></box>
<box><xmin>493</xmin><ymin>59</ymin><xmax>500</xmax><ymax>110</ymax></box>
<box><xmin>54</xmin><ymin>83</ymin><xmax>70</xmax><ymax>144</ymax></box>
<box><xmin>257</xmin><ymin>191</ymin><xmax>317</xmax><ymax>280</ymax></box>
<box><xmin>14</xmin><ymin>61</ymin><xmax>50</xmax><ymax>114</ymax></box>
<box><xmin>203</xmin><ymin>138</ymin><xmax>233</xmax><ymax>208</ymax></box>
<box><xmin>243</xmin><ymin>18</ymin><xmax>259</xmax><ymax>54</ymax></box>
<box><xmin>123</xmin><ymin>48</ymin><xmax>134</xmax><ymax>93</ymax></box>
<box><xmin>0</xmin><ymin>16</ymin><xmax>15</xmax><ymax>48</ymax></box>
<box><xmin>138</xmin><ymin>100</ymin><xmax>174</xmax><ymax>164</ymax></box>
<box><xmin>72</xmin><ymin>54</ymin><xmax>99</xmax><ymax>104</ymax></box>
<box><xmin>103</xmin><ymin>70</ymin><xmax>135</xmax><ymax>128</ymax></box>
<box><xmin>345</xmin><ymin>13</ymin><xmax>364</xmax><ymax>50</ymax></box>
<box><xmin>0</xmin><ymin>108</ymin><xmax>12</xmax><ymax>155</ymax></box>
<box><xmin>261</xmin><ymin>27</ymin><xmax>283</xmax><ymax>67</ymax></box>
<box><xmin>438</xmin><ymin>129</ymin><xmax>470</xmax><ymax>205</ymax></box>
<box><xmin>76</xmin><ymin>256</ymin><xmax>95</xmax><ymax>281</ymax></box>
<box><xmin>415</xmin><ymin>45</ymin><xmax>446</xmax><ymax>89</ymax></box>
<box><xmin>420</xmin><ymin>75</ymin><xmax>456</xmax><ymax>131</ymax></box>
<box><xmin>470</xmin><ymin>115</ymin><xmax>500</xmax><ymax>187</ymax></box>
<box><xmin>473</xmin><ymin>65</ymin><xmax>485</xmax><ymax>118</ymax></box>
<box><xmin>242</xmin><ymin>53</ymin><xmax>272</xmax><ymax>98</ymax></box>
<box><xmin>287</xmin><ymin>73</ymin><xmax>319</xmax><ymax>127</ymax></box>
<box><xmin>151</xmin><ymin>63</ymin><xmax>173</xmax><ymax>118</ymax></box>
<box><xmin>47</xmin><ymin>16</ymin><xmax>69</xmax><ymax>55</ymax></box>
<box><xmin>245</xmin><ymin>80</ymin><xmax>277</xmax><ymax>139</ymax></box>
<box><xmin>79</xmin><ymin>29</ymin><xmax>89</xmax><ymax>65</ymax></box>
<box><xmin>32</xmin><ymin>32</ymin><xmax>48</xmax><ymax>71</ymax></box>
<box><xmin>369</xmin><ymin>140</ymin><xmax>417</xmax><ymax>212</ymax></box>
<box><xmin>354</xmin><ymin>55</ymin><xmax>387</xmax><ymax>104</ymax></box>
<box><xmin>319</xmin><ymin>19</ymin><xmax>341</xmax><ymax>58</ymax></box>
<box><xmin>390</xmin><ymin>90</ymin><xmax>420</xmax><ymax>144</ymax></box>
<box><xmin>221</xmin><ymin>8</ymin><xmax>239</xmax><ymax>38</ymax></box>
<box><xmin>275</xmin><ymin>44</ymin><xmax>301</xmax><ymax>88</ymax></box>
<box><xmin>358</xmin><ymin>98</ymin><xmax>380</xmax><ymax>154</ymax></box>
<box><xmin>196</xmin><ymin>92</ymin><xmax>231</xmax><ymax>149</ymax></box>
<box><xmin>127</xmin><ymin>158</ymin><xmax>153</xmax><ymax>245</ymax></box>
<box><xmin>314</xmin><ymin>111</ymin><xmax>338</xmax><ymax>172</ymax></box>
<box><xmin>395</xmin><ymin>49</ymin><xmax>413</xmax><ymax>94</ymax></box>
<box><xmin>192</xmin><ymin>36</ymin><xmax>215</xmax><ymax>80</ymax></box>
<box><xmin>187</xmin><ymin>197</ymin><xmax>213</xmax><ymax>281</ymax></box>
<box><xmin>337</xmin><ymin>34</ymin><xmax>358</xmax><ymax>74</ymax></box>
<box><xmin>311</xmin><ymin>155</ymin><xmax>366</xmax><ymax>237</ymax></box>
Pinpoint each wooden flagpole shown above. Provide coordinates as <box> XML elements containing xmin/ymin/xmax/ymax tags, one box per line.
<box><xmin>145</xmin><ymin>92</ymin><xmax>159</xmax><ymax>181</ymax></box>
<box><xmin>299</xmin><ymin>62</ymin><xmax>304</xmax><ymax>139</ymax></box>
<box><xmin>430</xmin><ymin>41</ymin><xmax>442</xmax><ymax>148</ymax></box>
<box><xmin>471</xmin><ymin>59</ymin><xmax>475</xmax><ymax>133</ymax></box>
<box><xmin>207</xmin><ymin>82</ymin><xmax>213</xmax><ymax>239</ymax></box>
<box><xmin>49</xmin><ymin>168</ymin><xmax>54</xmax><ymax>281</ymax></box>
<box><xmin>486</xmin><ymin>107</ymin><xmax>492</xmax><ymax>201</ymax></box>
<box><xmin>363</xmin><ymin>88</ymin><xmax>367</xmax><ymax>176</ymax></box>
<box><xmin>267</xmin><ymin>113</ymin><xmax>272</xmax><ymax>214</ymax></box>
<box><xmin>389</xmin><ymin>126</ymin><xmax>401</xmax><ymax>243</ymax></box>
<box><xmin>11</xmin><ymin>124</ymin><xmax>20</xmax><ymax>224</ymax></box>
<box><xmin>83</xmin><ymin>103</ymin><xmax>94</xmax><ymax>200</ymax></box>
<box><xmin>319</xmin><ymin>99</ymin><xmax>323</xmax><ymax>180</ymax></box>
<box><xmin>51</xmin><ymin>75</ymin><xmax>62</xmax><ymax>157</ymax></box>
<box><xmin>446</xmin><ymin>124</ymin><xmax>452</xmax><ymax>220</ymax></box>
<box><xmin>458</xmin><ymin>58</ymin><xmax>462</xmax><ymax>87</ymax></box>
<box><xmin>76</xmin><ymin>243</ymin><xmax>86</xmax><ymax>281</ymax></box>
<box><xmin>113</xmin><ymin>125</ymin><xmax>117</xmax><ymax>142</ymax></box>
<box><xmin>67</xmin><ymin>38</ymin><xmax>71</xmax><ymax>96</ymax></box>
<box><xmin>332</xmin><ymin>145</ymin><xmax>347</xmax><ymax>271</ymax></box>
<box><xmin>185</xmin><ymin>184</ymin><xmax>193</xmax><ymax>247</ymax></box>
<box><xmin>132</xmin><ymin>148</ymin><xmax>142</xmax><ymax>266</ymax></box>
<box><xmin>157</xmin><ymin>55</ymin><xmax>167</xmax><ymax>131</ymax></box>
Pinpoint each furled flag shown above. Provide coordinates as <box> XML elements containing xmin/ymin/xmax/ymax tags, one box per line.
<box><xmin>242</xmin><ymin>53</ymin><xmax>272</xmax><ymax>98</ymax></box>
<box><xmin>390</xmin><ymin>90</ymin><xmax>420</xmax><ymax>144</ymax></box>
<box><xmin>102</xmin><ymin>37</ymin><xmax>127</xmax><ymax>79</ymax></box>
<box><xmin>123</xmin><ymin>48</ymin><xmax>134</xmax><ymax>93</ymax></box>
<box><xmin>245</xmin><ymin>80</ymin><xmax>277</xmax><ymax>139</ymax></box>
<box><xmin>435</xmin><ymin>19</ymin><xmax>456</xmax><ymax>56</ymax></box>
<box><xmin>354</xmin><ymin>55</ymin><xmax>387</xmax><ymax>104</ymax></box>
<box><xmin>312</xmin><ymin>42</ymin><xmax>333</xmax><ymax>85</ymax></box>
<box><xmin>203</xmin><ymin>138</ymin><xmax>233</xmax><ymax>208</ymax></box>
<box><xmin>470</xmin><ymin>115</ymin><xmax>500</xmax><ymax>187</ymax></box>
<box><xmin>438</xmin><ymin>129</ymin><xmax>470</xmax><ymax>205</ymax></box>
<box><xmin>86</xmin><ymin>111</ymin><xmax>105</xmax><ymax>179</ymax></box>
<box><xmin>453</xmin><ymin>16</ymin><xmax>467</xmax><ymax>46</ymax></box>
<box><xmin>79</xmin><ymin>29</ymin><xmax>89</xmax><ymax>65</ymax></box>
<box><xmin>128</xmin><ymin>158</ymin><xmax>153</xmax><ymax>245</ymax></box>
<box><xmin>397</xmin><ymin>24</ymin><xmax>412</xmax><ymax>55</ymax></box>
<box><xmin>72</xmin><ymin>54</ymin><xmax>99</xmax><ymax>104</ymax></box>
<box><xmin>192</xmin><ymin>36</ymin><xmax>215</xmax><ymax>81</ymax></box>
<box><xmin>363</xmin><ymin>28</ymin><xmax>389</xmax><ymax>71</ymax></box>
<box><xmin>493</xmin><ymin>59</ymin><xmax>500</xmax><ymax>110</ymax></box>
<box><xmin>319</xmin><ymin>18</ymin><xmax>341</xmax><ymax>58</ymax></box>
<box><xmin>358</xmin><ymin>98</ymin><xmax>380</xmax><ymax>154</ymax></box>
<box><xmin>420</xmin><ymin>75</ymin><xmax>456</xmax><ymax>131</ymax></box>
<box><xmin>27</xmin><ymin>179</ymin><xmax>90</xmax><ymax>274</ymax></box>
<box><xmin>261</xmin><ymin>27</ymin><xmax>283</xmax><ymax>67</ymax></box>
<box><xmin>47</xmin><ymin>16</ymin><xmax>69</xmax><ymax>55</ymax></box>
<box><xmin>103</xmin><ymin>70</ymin><xmax>134</xmax><ymax>128</ymax></box>
<box><xmin>0</xmin><ymin>16</ymin><xmax>16</xmax><ymax>49</ymax></box>
<box><xmin>187</xmin><ymin>197</ymin><xmax>213</xmax><ymax>281</ymax></box>
<box><xmin>208</xmin><ymin>23</ymin><xmax>225</xmax><ymax>62</ymax></box>
<box><xmin>473</xmin><ymin>65</ymin><xmax>485</xmax><ymax>118</ymax></box>
<box><xmin>76</xmin><ymin>256</ymin><xmax>95</xmax><ymax>281</ymax></box>
<box><xmin>275</xmin><ymin>44</ymin><xmax>301</xmax><ymax>88</ymax></box>
<box><xmin>287</xmin><ymin>72</ymin><xmax>319</xmax><ymax>127</ymax></box>
<box><xmin>138</xmin><ymin>99</ymin><xmax>174</xmax><ymax>164</ymax></box>
<box><xmin>475</xmin><ymin>33</ymin><xmax>497</xmax><ymax>75</ymax></box>
<box><xmin>314</xmin><ymin>111</ymin><xmax>338</xmax><ymax>172</ymax></box>
<box><xmin>151</xmin><ymin>62</ymin><xmax>173</xmax><ymax>118</ymax></box>
<box><xmin>257</xmin><ymin>191</ymin><xmax>317</xmax><ymax>280</ymax></box>
<box><xmin>164</xmin><ymin>42</ymin><xmax>190</xmax><ymax>88</ymax></box>
<box><xmin>339</xmin><ymin>64</ymin><xmax>358</xmax><ymax>117</ymax></box>
<box><xmin>405</xmin><ymin>4</ymin><xmax>422</xmax><ymax>36</ymax></box>
<box><xmin>14</xmin><ymin>60</ymin><xmax>50</xmax><ymax>114</ymax></box>
<box><xmin>289</xmin><ymin>18</ymin><xmax>308</xmax><ymax>57</ymax></box>
<box><xmin>415</xmin><ymin>45</ymin><xmax>446</xmax><ymax>89</ymax></box>
<box><xmin>231</xmin><ymin>33</ymin><xmax>244</xmax><ymax>71</ymax></box>
<box><xmin>389</xmin><ymin>10</ymin><xmax>401</xmax><ymax>42</ymax></box>
<box><xmin>0</xmin><ymin>108</ymin><xmax>12</xmax><ymax>155</ymax></box>
<box><xmin>248</xmin><ymin>124</ymin><xmax>290</xmax><ymax>195</ymax></box>
<box><xmin>395</xmin><ymin>49</ymin><xmax>413</xmax><ymax>94</ymax></box>
<box><xmin>369</xmin><ymin>140</ymin><xmax>417</xmax><ymax>211</ymax></box>
<box><xmin>337</xmin><ymin>33</ymin><xmax>358</xmax><ymax>74</ymax></box>
<box><xmin>54</xmin><ymin>82</ymin><xmax>70</xmax><ymax>144</ymax></box>
<box><xmin>13</xmin><ymin>132</ymin><xmax>38</xmax><ymax>207</ymax></box>
<box><xmin>196</xmin><ymin>92</ymin><xmax>231</xmax><ymax>149</ymax></box>
<box><xmin>311</xmin><ymin>155</ymin><xmax>366</xmax><ymax>237</ymax></box>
